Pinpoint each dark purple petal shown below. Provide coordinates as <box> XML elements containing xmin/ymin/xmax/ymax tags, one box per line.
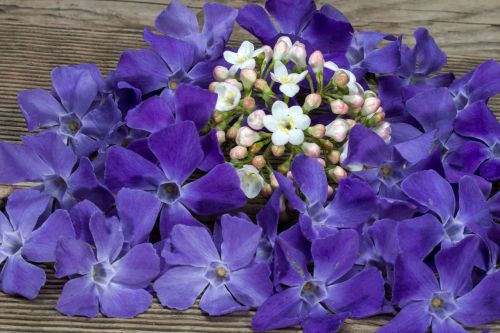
<box><xmin>312</xmin><ymin>230</ymin><xmax>358</xmax><ymax>284</ymax></box>
<box><xmin>144</xmin><ymin>29</ymin><xmax>195</xmax><ymax>72</ymax></box>
<box><xmin>18</xmin><ymin>88</ymin><xmax>65</xmax><ymax>131</ymax></box>
<box><xmin>454</xmin><ymin>271</ymin><xmax>500</xmax><ymax>326</ymax></box>
<box><xmin>362</xmin><ymin>38</ymin><xmax>401</xmax><ymax>74</ymax></box>
<box><xmin>302</xmin><ymin>310</ymin><xmax>348</xmax><ymax>333</ymax></box>
<box><xmin>226</xmin><ymin>263</ymin><xmax>273</xmax><ymax>307</ymax></box>
<box><xmin>378</xmin><ymin>301</ymin><xmax>431</xmax><ymax>333</ymax></box>
<box><xmin>291</xmin><ymin>154</ymin><xmax>328</xmax><ymax>205</ymax></box>
<box><xmin>378</xmin><ymin>76</ymin><xmax>405</xmax><ymax>119</ymax></box>
<box><xmin>319</xmin><ymin>3</ymin><xmax>350</xmax><ymax>22</ymax></box>
<box><xmin>394</xmin><ymin>130</ymin><xmax>437</xmax><ymax>164</ymax></box>
<box><xmin>105</xmin><ymin>146</ymin><xmax>164</xmax><ymax>192</ymax></box>
<box><xmin>436</xmin><ymin>236</ymin><xmax>480</xmax><ymax>296</ymax></box>
<box><xmin>397</xmin><ymin>214</ymin><xmax>444</xmax><ymax>260</ymax></box>
<box><xmin>154</xmin><ymin>265</ymin><xmax>207</xmax><ymax>310</ymax></box>
<box><xmin>199</xmin><ymin>284</ymin><xmax>248</xmax><ymax>316</ymax></box>
<box><xmin>465</xmin><ymin>59</ymin><xmax>500</xmax><ymax>104</ymax></box>
<box><xmin>164</xmin><ymin>224</ymin><xmax>219</xmax><ymax>267</ymax></box>
<box><xmin>181</xmin><ymin>163</ymin><xmax>246</xmax><ymax>215</ymax></box>
<box><xmin>401</xmin><ymin>170</ymin><xmax>455</xmax><ymax>222</ymax></box>
<box><xmin>0</xmin><ymin>254</ymin><xmax>46</xmax><ymax>299</ymax></box>
<box><xmin>149</xmin><ymin>121</ymin><xmax>203</xmax><ymax>185</ymax></box>
<box><xmin>274</xmin><ymin>236</ymin><xmax>311</xmax><ymax>287</ymax></box>
<box><xmin>175</xmin><ymin>84</ymin><xmax>217</xmax><ymax>131</ymax></box>
<box><xmin>112</xmin><ymin>243</ymin><xmax>160</xmax><ymax>288</ymax></box>
<box><xmin>55</xmin><ymin>238</ymin><xmax>95</xmax><ymax>278</ymax></box>
<box><xmin>5</xmin><ymin>189</ymin><xmax>50</xmax><ymax>237</ymax></box>
<box><xmin>325</xmin><ymin>177</ymin><xmax>377</xmax><ymax>228</ymax></box>
<box><xmin>413</xmin><ymin>27</ymin><xmax>446</xmax><ymax>75</ymax></box>
<box><xmin>159</xmin><ymin>201</ymin><xmax>204</xmax><ymax>238</ymax></box>
<box><xmin>116</xmin><ymin>188</ymin><xmax>161</xmax><ymax>246</ymax></box>
<box><xmin>115</xmin><ymin>49</ymin><xmax>170</xmax><ymax>95</ymax></box>
<box><xmin>265</xmin><ymin>0</ymin><xmax>315</xmax><ymax>34</ymax></box>
<box><xmin>344</xmin><ymin>124</ymin><xmax>391</xmax><ymax>167</ymax></box>
<box><xmin>251</xmin><ymin>287</ymin><xmax>304</xmax><ymax>331</ymax></box>
<box><xmin>22</xmin><ymin>210</ymin><xmax>75</xmax><ymax>262</ymax></box>
<box><xmin>406</xmin><ymin>87</ymin><xmax>456</xmax><ymax>141</ymax></box>
<box><xmin>56</xmin><ymin>276</ymin><xmax>99</xmax><ymax>317</ymax></box>
<box><xmin>256</xmin><ymin>188</ymin><xmax>281</xmax><ymax>240</ymax></box>
<box><xmin>325</xmin><ymin>268</ymin><xmax>385</xmax><ymax>318</ymax></box>
<box><xmin>199</xmin><ymin>129</ymin><xmax>225</xmax><ymax>172</ymax></box>
<box><xmin>99</xmin><ymin>284</ymin><xmax>153</xmax><ymax>318</ymax></box>
<box><xmin>80</xmin><ymin>95</ymin><xmax>121</xmax><ymax>139</ymax></box>
<box><xmin>154</xmin><ymin>0</ymin><xmax>198</xmax><ymax>37</ymax></box>
<box><xmin>220</xmin><ymin>215</ymin><xmax>261</xmax><ymax>271</ymax></box>
<box><xmin>369</xmin><ymin>218</ymin><xmax>399</xmax><ymax>264</ymax></box>
<box><xmin>454</xmin><ymin>101</ymin><xmax>500</xmax><ymax>147</ymax></box>
<box><xmin>392</xmin><ymin>254</ymin><xmax>438</xmax><ymax>306</ymax></box>
<box><xmin>445</xmin><ymin>141</ymin><xmax>490</xmax><ymax>178</ymax></box>
<box><xmin>89</xmin><ymin>213</ymin><xmax>124</xmax><ymax>262</ymax></box>
<box><xmin>0</xmin><ymin>140</ymin><xmax>51</xmax><ymax>183</ymax></box>
<box><xmin>456</xmin><ymin>176</ymin><xmax>492</xmax><ymax>228</ymax></box>
<box><xmin>480</xmin><ymin>158</ymin><xmax>500</xmax><ymax>182</ymax></box>
<box><xmin>201</xmin><ymin>3</ymin><xmax>237</xmax><ymax>59</ymax></box>
<box><xmin>431</xmin><ymin>318</ymin><xmax>469</xmax><ymax>333</ymax></box>
<box><xmin>236</xmin><ymin>4</ymin><xmax>278</xmax><ymax>44</ymax></box>
<box><xmin>273</xmin><ymin>171</ymin><xmax>307</xmax><ymax>213</ymax></box>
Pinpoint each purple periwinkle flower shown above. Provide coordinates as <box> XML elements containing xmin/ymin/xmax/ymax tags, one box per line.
<box><xmin>253</xmin><ymin>230</ymin><xmax>386</xmax><ymax>331</ymax></box>
<box><xmin>55</xmin><ymin>211</ymin><xmax>160</xmax><ymax>318</ymax></box>
<box><xmin>380</xmin><ymin>237</ymin><xmax>500</xmax><ymax>333</ymax></box>
<box><xmin>105</xmin><ymin>121</ymin><xmax>246</xmax><ymax>237</ymax></box>
<box><xmin>0</xmin><ymin>189</ymin><xmax>74</xmax><ymax>299</ymax></box>
<box><xmin>154</xmin><ymin>215</ymin><xmax>273</xmax><ymax>315</ymax></box>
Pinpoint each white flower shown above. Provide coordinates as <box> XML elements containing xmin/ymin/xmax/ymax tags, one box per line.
<box><xmin>214</xmin><ymin>82</ymin><xmax>241</xmax><ymax>112</ymax></box>
<box><xmin>271</xmin><ymin>61</ymin><xmax>308</xmax><ymax>97</ymax></box>
<box><xmin>223</xmin><ymin>41</ymin><xmax>263</xmax><ymax>76</ymax></box>
<box><xmin>237</xmin><ymin>165</ymin><xmax>264</xmax><ymax>199</ymax></box>
<box><xmin>263</xmin><ymin>101</ymin><xmax>311</xmax><ymax>146</ymax></box>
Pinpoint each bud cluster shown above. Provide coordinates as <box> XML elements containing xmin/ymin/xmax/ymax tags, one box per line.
<box><xmin>206</xmin><ymin>39</ymin><xmax>391</xmax><ymax>198</ymax></box>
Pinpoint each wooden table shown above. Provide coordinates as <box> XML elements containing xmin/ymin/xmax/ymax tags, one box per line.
<box><xmin>0</xmin><ymin>1</ymin><xmax>498</xmax><ymax>332</ymax></box>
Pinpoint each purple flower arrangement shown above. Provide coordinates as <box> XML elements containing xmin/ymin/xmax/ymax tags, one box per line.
<box><xmin>0</xmin><ymin>0</ymin><xmax>499</xmax><ymax>331</ymax></box>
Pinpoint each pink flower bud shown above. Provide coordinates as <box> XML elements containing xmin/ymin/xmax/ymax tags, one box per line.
<box><xmin>288</xmin><ymin>42</ymin><xmax>307</xmax><ymax>69</ymax></box>
<box><xmin>327</xmin><ymin>185</ymin><xmax>334</xmax><ymax>198</ymax></box>
<box><xmin>373</xmin><ymin>122</ymin><xmax>391</xmax><ymax>142</ymax></box>
<box><xmin>325</xmin><ymin>119</ymin><xmax>348</xmax><ymax>142</ymax></box>
<box><xmin>248</xmin><ymin>109</ymin><xmax>266</xmax><ymax>130</ymax></box>
<box><xmin>252</xmin><ymin>155</ymin><xmax>266</xmax><ymax>169</ymax></box>
<box><xmin>316</xmin><ymin>158</ymin><xmax>326</xmax><ymax>167</ymax></box>
<box><xmin>240</xmin><ymin>68</ymin><xmax>257</xmax><ymax>90</ymax></box>
<box><xmin>302</xmin><ymin>142</ymin><xmax>321</xmax><ymax>158</ymax></box>
<box><xmin>216</xmin><ymin>130</ymin><xmax>226</xmax><ymax>144</ymax></box>
<box><xmin>254</xmin><ymin>79</ymin><xmax>271</xmax><ymax>94</ymax></box>
<box><xmin>307</xmin><ymin>124</ymin><xmax>326</xmax><ymax>139</ymax></box>
<box><xmin>361</xmin><ymin>97</ymin><xmax>381</xmax><ymax>116</ymax></box>
<box><xmin>330</xmin><ymin>99</ymin><xmax>349</xmax><ymax>115</ymax></box>
<box><xmin>213</xmin><ymin>66</ymin><xmax>229</xmax><ymax>81</ymax></box>
<box><xmin>236</xmin><ymin>126</ymin><xmax>260</xmax><ymax>147</ymax></box>
<box><xmin>270</xmin><ymin>173</ymin><xmax>279</xmax><ymax>188</ymax></box>
<box><xmin>343</xmin><ymin>94</ymin><xmax>365</xmax><ymax>108</ymax></box>
<box><xmin>334</xmin><ymin>72</ymin><xmax>349</xmax><ymax>86</ymax></box>
<box><xmin>328</xmin><ymin>150</ymin><xmax>340</xmax><ymax>164</ymax></box>
<box><xmin>213</xmin><ymin>112</ymin><xmax>224</xmax><ymax>123</ymax></box>
<box><xmin>286</xmin><ymin>171</ymin><xmax>294</xmax><ymax>180</ymax></box>
<box><xmin>261</xmin><ymin>183</ymin><xmax>273</xmax><ymax>197</ymax></box>
<box><xmin>262</xmin><ymin>45</ymin><xmax>273</xmax><ymax>62</ymax></box>
<box><xmin>303</xmin><ymin>93</ymin><xmax>322</xmax><ymax>112</ymax></box>
<box><xmin>308</xmin><ymin>50</ymin><xmax>325</xmax><ymax>72</ymax></box>
<box><xmin>226</xmin><ymin>126</ymin><xmax>238</xmax><ymax>139</ymax></box>
<box><xmin>346</xmin><ymin>119</ymin><xmax>356</xmax><ymax>128</ymax></box>
<box><xmin>208</xmin><ymin>81</ymin><xmax>219</xmax><ymax>92</ymax></box>
<box><xmin>330</xmin><ymin>166</ymin><xmax>347</xmax><ymax>182</ymax></box>
<box><xmin>273</xmin><ymin>39</ymin><xmax>290</xmax><ymax>61</ymax></box>
<box><xmin>271</xmin><ymin>144</ymin><xmax>285</xmax><ymax>157</ymax></box>
<box><xmin>242</xmin><ymin>96</ymin><xmax>256</xmax><ymax>112</ymax></box>
<box><xmin>229</xmin><ymin>146</ymin><xmax>248</xmax><ymax>160</ymax></box>
<box><xmin>224</xmin><ymin>78</ymin><xmax>243</xmax><ymax>90</ymax></box>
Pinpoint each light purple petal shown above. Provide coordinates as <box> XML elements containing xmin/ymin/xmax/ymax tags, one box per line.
<box><xmin>6</xmin><ymin>189</ymin><xmax>50</xmax><ymax>237</ymax></box>
<box><xmin>456</xmin><ymin>176</ymin><xmax>492</xmax><ymax>227</ymax></box>
<box><xmin>432</xmin><ymin>318</ymin><xmax>469</xmax><ymax>333</ymax></box>
<box><xmin>291</xmin><ymin>154</ymin><xmax>328</xmax><ymax>205</ymax></box>
<box><xmin>220</xmin><ymin>215</ymin><xmax>261</xmax><ymax>271</ymax></box>
<box><xmin>226</xmin><ymin>263</ymin><xmax>272</xmax><ymax>307</ymax></box>
<box><xmin>377</xmin><ymin>301</ymin><xmax>431</xmax><ymax>333</ymax></box>
<box><xmin>18</xmin><ymin>88</ymin><xmax>64</xmax><ymax>131</ymax></box>
<box><xmin>69</xmin><ymin>200</ymin><xmax>101</xmax><ymax>243</ymax></box>
<box><xmin>55</xmin><ymin>238</ymin><xmax>95</xmax><ymax>278</ymax></box>
<box><xmin>201</xmin><ymin>2</ymin><xmax>237</xmax><ymax>59</ymax></box>
<box><xmin>154</xmin><ymin>0</ymin><xmax>198</xmax><ymax>37</ymax></box>
<box><xmin>56</xmin><ymin>276</ymin><xmax>99</xmax><ymax>317</ymax></box>
<box><xmin>154</xmin><ymin>265</ymin><xmax>207</xmax><ymax>310</ymax></box>
<box><xmin>0</xmin><ymin>254</ymin><xmax>46</xmax><ymax>299</ymax></box>
<box><xmin>362</xmin><ymin>39</ymin><xmax>401</xmax><ymax>74</ymax></box>
<box><xmin>89</xmin><ymin>213</ymin><xmax>124</xmax><ymax>262</ymax></box>
<box><xmin>369</xmin><ymin>218</ymin><xmax>399</xmax><ymax>264</ymax></box>
<box><xmin>159</xmin><ymin>201</ymin><xmax>205</xmax><ymax>238</ymax></box>
<box><xmin>397</xmin><ymin>214</ymin><xmax>444</xmax><ymax>260</ymax></box>
<box><xmin>199</xmin><ymin>284</ymin><xmax>248</xmax><ymax>316</ymax></box>
<box><xmin>265</xmin><ymin>0</ymin><xmax>315</xmax><ymax>34</ymax></box>
<box><xmin>112</xmin><ymin>243</ymin><xmax>160</xmax><ymax>288</ymax></box>
<box><xmin>99</xmin><ymin>283</ymin><xmax>153</xmax><ymax>318</ymax></box>
<box><xmin>274</xmin><ymin>236</ymin><xmax>311</xmax><ymax>287</ymax></box>
<box><xmin>454</xmin><ymin>101</ymin><xmax>500</xmax><ymax>147</ymax></box>
<box><xmin>0</xmin><ymin>140</ymin><xmax>51</xmax><ymax>183</ymax></box>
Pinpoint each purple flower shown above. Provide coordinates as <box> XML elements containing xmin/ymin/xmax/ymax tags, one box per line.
<box><xmin>105</xmin><ymin>121</ymin><xmax>246</xmax><ymax>237</ymax></box>
<box><xmin>252</xmin><ymin>230</ymin><xmax>386</xmax><ymax>331</ymax></box>
<box><xmin>154</xmin><ymin>215</ymin><xmax>273</xmax><ymax>315</ymax></box>
<box><xmin>0</xmin><ymin>189</ymin><xmax>74</xmax><ymax>299</ymax></box>
<box><xmin>237</xmin><ymin>0</ymin><xmax>353</xmax><ymax>66</ymax></box>
<box><xmin>0</xmin><ymin>132</ymin><xmax>113</xmax><ymax>210</ymax></box>
<box><xmin>55</xmin><ymin>211</ymin><xmax>160</xmax><ymax>318</ymax></box>
<box><xmin>276</xmin><ymin>154</ymin><xmax>377</xmax><ymax>240</ymax></box>
<box><xmin>254</xmin><ymin>189</ymin><xmax>282</xmax><ymax>264</ymax></box>
<box><xmin>18</xmin><ymin>64</ymin><xmax>121</xmax><ymax>157</ymax></box>
<box><xmin>380</xmin><ymin>237</ymin><xmax>500</xmax><ymax>333</ymax></box>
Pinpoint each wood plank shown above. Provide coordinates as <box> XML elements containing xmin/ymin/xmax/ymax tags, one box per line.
<box><xmin>0</xmin><ymin>1</ymin><xmax>499</xmax><ymax>332</ymax></box>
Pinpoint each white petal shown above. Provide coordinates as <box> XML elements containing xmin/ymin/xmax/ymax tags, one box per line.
<box><xmin>288</xmin><ymin>71</ymin><xmax>307</xmax><ymax>83</ymax></box>
<box><xmin>229</xmin><ymin>64</ymin><xmax>240</xmax><ymax>77</ymax></box>
<box><xmin>273</xmin><ymin>61</ymin><xmax>289</xmax><ymax>78</ymax></box>
<box><xmin>291</xmin><ymin>114</ymin><xmax>311</xmax><ymax>130</ymax></box>
<box><xmin>288</xmin><ymin>129</ymin><xmax>305</xmax><ymax>145</ymax></box>
<box><xmin>223</xmin><ymin>51</ymin><xmax>238</xmax><ymax>65</ymax></box>
<box><xmin>271</xmin><ymin>101</ymin><xmax>289</xmax><ymax>120</ymax></box>
<box><xmin>279</xmin><ymin>36</ymin><xmax>293</xmax><ymax>48</ymax></box>
<box><xmin>252</xmin><ymin>47</ymin><xmax>265</xmax><ymax>58</ymax></box>
<box><xmin>288</xmin><ymin>105</ymin><xmax>303</xmax><ymax>116</ymax></box>
<box><xmin>240</xmin><ymin>58</ymin><xmax>256</xmax><ymax>70</ymax></box>
<box><xmin>279</xmin><ymin>83</ymin><xmax>300</xmax><ymax>97</ymax></box>
<box><xmin>272</xmin><ymin>130</ymin><xmax>289</xmax><ymax>146</ymax></box>
<box><xmin>324</xmin><ymin>61</ymin><xmax>339</xmax><ymax>72</ymax></box>
<box><xmin>263</xmin><ymin>115</ymin><xmax>278</xmax><ymax>132</ymax></box>
<box><xmin>270</xmin><ymin>72</ymin><xmax>280</xmax><ymax>83</ymax></box>
<box><xmin>239</xmin><ymin>41</ymin><xmax>255</xmax><ymax>57</ymax></box>
<box><xmin>237</xmin><ymin>165</ymin><xmax>264</xmax><ymax>199</ymax></box>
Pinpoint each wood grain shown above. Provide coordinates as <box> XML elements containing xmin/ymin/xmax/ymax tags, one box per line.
<box><xmin>0</xmin><ymin>0</ymin><xmax>499</xmax><ymax>332</ymax></box>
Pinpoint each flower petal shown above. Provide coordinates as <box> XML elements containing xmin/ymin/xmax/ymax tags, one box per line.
<box><xmin>0</xmin><ymin>254</ymin><xmax>46</xmax><ymax>299</ymax></box>
<box><xmin>199</xmin><ymin>284</ymin><xmax>248</xmax><ymax>316</ymax></box>
<box><xmin>143</xmin><ymin>29</ymin><xmax>195</xmax><ymax>73</ymax></box>
<box><xmin>112</xmin><ymin>243</ymin><xmax>160</xmax><ymax>288</ymax></box>
<box><xmin>5</xmin><ymin>189</ymin><xmax>51</xmax><ymax>237</ymax></box>
<box><xmin>288</xmin><ymin>129</ymin><xmax>305</xmax><ymax>145</ymax></box>
<box><xmin>454</xmin><ymin>101</ymin><xmax>500</xmax><ymax>147</ymax></box>
<box><xmin>280</xmin><ymin>83</ymin><xmax>300</xmax><ymax>97</ymax></box>
<box><xmin>56</xmin><ymin>276</ymin><xmax>99</xmax><ymax>317</ymax></box>
<box><xmin>377</xmin><ymin>301</ymin><xmax>431</xmax><ymax>333</ymax></box>
<box><xmin>226</xmin><ymin>263</ymin><xmax>272</xmax><ymax>307</ymax></box>
<box><xmin>175</xmin><ymin>84</ymin><xmax>217</xmax><ymax>131</ymax></box>
<box><xmin>265</xmin><ymin>0</ymin><xmax>315</xmax><ymax>34</ymax></box>
<box><xmin>291</xmin><ymin>154</ymin><xmax>328</xmax><ymax>205</ymax></box>
<box><xmin>89</xmin><ymin>213</ymin><xmax>124</xmax><ymax>262</ymax></box>
<box><xmin>55</xmin><ymin>238</ymin><xmax>95</xmax><ymax>278</ymax></box>
<box><xmin>236</xmin><ymin>4</ymin><xmax>278</xmax><ymax>44</ymax></box>
<box><xmin>18</xmin><ymin>88</ymin><xmax>64</xmax><ymax>131</ymax></box>
<box><xmin>99</xmin><ymin>283</ymin><xmax>153</xmax><ymax>318</ymax></box>
<box><xmin>159</xmin><ymin>201</ymin><xmax>204</xmax><ymax>238</ymax></box>
<box><xmin>220</xmin><ymin>215</ymin><xmax>261</xmax><ymax>271</ymax></box>
<box><xmin>154</xmin><ymin>0</ymin><xmax>198</xmax><ymax>37</ymax></box>
<box><xmin>397</xmin><ymin>214</ymin><xmax>444</xmax><ymax>260</ymax></box>
<box><xmin>126</xmin><ymin>96</ymin><xmax>175</xmax><ymax>133</ymax></box>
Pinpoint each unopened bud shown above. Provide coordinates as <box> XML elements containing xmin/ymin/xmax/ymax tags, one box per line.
<box><xmin>240</xmin><ymin>68</ymin><xmax>257</xmax><ymax>90</ymax></box>
<box><xmin>327</xmin><ymin>186</ymin><xmax>334</xmax><ymax>198</ymax></box>
<box><xmin>271</xmin><ymin>144</ymin><xmax>285</xmax><ymax>157</ymax></box>
<box><xmin>303</xmin><ymin>93</ymin><xmax>322</xmax><ymax>112</ymax></box>
<box><xmin>209</xmin><ymin>81</ymin><xmax>219</xmax><ymax>92</ymax></box>
<box><xmin>373</xmin><ymin>122</ymin><xmax>391</xmax><ymax>142</ymax></box>
<box><xmin>302</xmin><ymin>142</ymin><xmax>321</xmax><ymax>158</ymax></box>
<box><xmin>242</xmin><ymin>96</ymin><xmax>256</xmax><ymax>112</ymax></box>
<box><xmin>308</xmin><ymin>50</ymin><xmax>325</xmax><ymax>73</ymax></box>
<box><xmin>270</xmin><ymin>173</ymin><xmax>279</xmax><ymax>188</ymax></box>
<box><xmin>328</xmin><ymin>166</ymin><xmax>347</xmax><ymax>182</ymax></box>
<box><xmin>249</xmin><ymin>141</ymin><xmax>266</xmax><ymax>154</ymax></box>
<box><xmin>213</xmin><ymin>66</ymin><xmax>229</xmax><ymax>81</ymax></box>
<box><xmin>361</xmin><ymin>97</ymin><xmax>381</xmax><ymax>116</ymax></box>
<box><xmin>262</xmin><ymin>45</ymin><xmax>273</xmax><ymax>62</ymax></box>
<box><xmin>288</xmin><ymin>42</ymin><xmax>307</xmax><ymax>69</ymax></box>
<box><xmin>230</xmin><ymin>146</ymin><xmax>248</xmax><ymax>160</ymax></box>
<box><xmin>307</xmin><ymin>124</ymin><xmax>326</xmax><ymax>139</ymax></box>
<box><xmin>236</xmin><ymin>126</ymin><xmax>260</xmax><ymax>147</ymax></box>
<box><xmin>343</xmin><ymin>94</ymin><xmax>365</xmax><ymax>109</ymax></box>
<box><xmin>213</xmin><ymin>112</ymin><xmax>224</xmax><ymax>123</ymax></box>
<box><xmin>334</xmin><ymin>71</ymin><xmax>350</xmax><ymax>86</ymax></box>
<box><xmin>224</xmin><ymin>78</ymin><xmax>243</xmax><ymax>90</ymax></box>
<box><xmin>327</xmin><ymin>150</ymin><xmax>340</xmax><ymax>164</ymax></box>
<box><xmin>261</xmin><ymin>183</ymin><xmax>273</xmax><ymax>197</ymax></box>
<box><xmin>368</xmin><ymin>108</ymin><xmax>385</xmax><ymax>125</ymax></box>
<box><xmin>346</xmin><ymin>119</ymin><xmax>356</xmax><ymax>128</ymax></box>
<box><xmin>330</xmin><ymin>99</ymin><xmax>349</xmax><ymax>115</ymax></box>
<box><xmin>216</xmin><ymin>130</ymin><xmax>226</xmax><ymax>144</ymax></box>
<box><xmin>248</xmin><ymin>109</ymin><xmax>266</xmax><ymax>130</ymax></box>
<box><xmin>286</xmin><ymin>171</ymin><xmax>294</xmax><ymax>180</ymax></box>
<box><xmin>317</xmin><ymin>158</ymin><xmax>326</xmax><ymax>167</ymax></box>
<box><xmin>273</xmin><ymin>37</ymin><xmax>291</xmax><ymax>61</ymax></box>
<box><xmin>254</xmin><ymin>79</ymin><xmax>272</xmax><ymax>94</ymax></box>
<box><xmin>227</xmin><ymin>124</ymin><xmax>240</xmax><ymax>139</ymax></box>
<box><xmin>278</xmin><ymin>161</ymin><xmax>290</xmax><ymax>174</ymax></box>
<box><xmin>252</xmin><ymin>155</ymin><xmax>266</xmax><ymax>169</ymax></box>
<box><xmin>325</xmin><ymin>119</ymin><xmax>349</xmax><ymax>142</ymax></box>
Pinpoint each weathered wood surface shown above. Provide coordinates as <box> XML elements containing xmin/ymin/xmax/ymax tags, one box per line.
<box><xmin>0</xmin><ymin>0</ymin><xmax>499</xmax><ymax>332</ymax></box>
